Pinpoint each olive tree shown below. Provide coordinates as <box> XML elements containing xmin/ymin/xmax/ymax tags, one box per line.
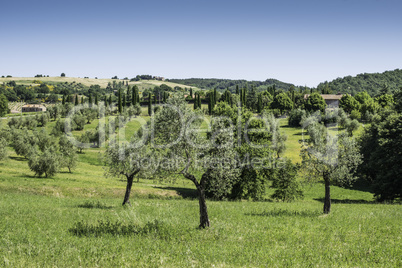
<box><xmin>28</xmin><ymin>147</ymin><xmax>60</xmax><ymax>177</ymax></box>
<box><xmin>0</xmin><ymin>137</ymin><xmax>8</xmax><ymax>161</ymax></box>
<box><xmin>104</xmin><ymin>139</ymin><xmax>154</xmax><ymax>206</ymax></box>
<box><xmin>59</xmin><ymin>135</ymin><xmax>77</xmax><ymax>173</ymax></box>
<box><xmin>301</xmin><ymin>121</ymin><xmax>362</xmax><ymax>214</ymax></box>
<box><xmin>152</xmin><ymin>94</ymin><xmax>240</xmax><ymax>228</ymax></box>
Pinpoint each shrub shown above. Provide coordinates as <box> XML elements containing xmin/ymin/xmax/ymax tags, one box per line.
<box><xmin>28</xmin><ymin>147</ymin><xmax>60</xmax><ymax>177</ymax></box>
<box><xmin>350</xmin><ymin>109</ymin><xmax>361</xmax><ymax>120</ymax></box>
<box><xmin>345</xmin><ymin>119</ymin><xmax>360</xmax><ymax>136</ymax></box>
<box><xmin>288</xmin><ymin>109</ymin><xmax>306</xmax><ymax>127</ymax></box>
<box><xmin>271</xmin><ymin>160</ymin><xmax>303</xmax><ymax>202</ymax></box>
<box><xmin>0</xmin><ymin>137</ymin><xmax>8</xmax><ymax>161</ymax></box>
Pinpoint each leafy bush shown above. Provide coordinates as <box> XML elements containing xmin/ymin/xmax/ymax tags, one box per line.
<box><xmin>0</xmin><ymin>137</ymin><xmax>8</xmax><ymax>161</ymax></box>
<box><xmin>28</xmin><ymin>147</ymin><xmax>60</xmax><ymax>177</ymax></box>
<box><xmin>288</xmin><ymin>109</ymin><xmax>306</xmax><ymax>127</ymax></box>
<box><xmin>350</xmin><ymin>110</ymin><xmax>361</xmax><ymax>120</ymax></box>
<box><xmin>271</xmin><ymin>160</ymin><xmax>303</xmax><ymax>202</ymax></box>
<box><xmin>345</xmin><ymin>119</ymin><xmax>360</xmax><ymax>136</ymax></box>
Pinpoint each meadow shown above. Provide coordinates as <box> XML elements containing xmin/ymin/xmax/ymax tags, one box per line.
<box><xmin>0</xmin><ymin>116</ymin><xmax>400</xmax><ymax>267</ymax></box>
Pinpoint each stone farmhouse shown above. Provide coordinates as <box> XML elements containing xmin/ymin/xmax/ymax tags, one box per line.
<box><xmin>22</xmin><ymin>104</ymin><xmax>47</xmax><ymax>113</ymax></box>
<box><xmin>304</xmin><ymin>94</ymin><xmax>343</xmax><ymax>108</ymax></box>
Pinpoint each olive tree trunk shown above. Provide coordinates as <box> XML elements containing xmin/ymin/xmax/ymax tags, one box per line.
<box><xmin>182</xmin><ymin>172</ymin><xmax>210</xmax><ymax>228</ymax></box>
<box><xmin>122</xmin><ymin>175</ymin><xmax>134</xmax><ymax>206</ymax></box>
<box><xmin>196</xmin><ymin>185</ymin><xmax>210</xmax><ymax>228</ymax></box>
<box><xmin>323</xmin><ymin>173</ymin><xmax>331</xmax><ymax>214</ymax></box>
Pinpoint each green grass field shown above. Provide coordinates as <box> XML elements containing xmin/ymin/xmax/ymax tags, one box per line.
<box><xmin>0</xmin><ymin>116</ymin><xmax>400</xmax><ymax>267</ymax></box>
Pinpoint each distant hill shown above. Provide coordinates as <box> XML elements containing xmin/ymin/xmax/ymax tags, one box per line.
<box><xmin>0</xmin><ymin>77</ymin><xmax>198</xmax><ymax>92</ymax></box>
<box><xmin>316</xmin><ymin>69</ymin><xmax>402</xmax><ymax>96</ymax></box>
<box><xmin>167</xmin><ymin>78</ymin><xmax>298</xmax><ymax>92</ymax></box>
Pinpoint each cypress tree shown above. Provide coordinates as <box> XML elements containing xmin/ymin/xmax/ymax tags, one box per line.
<box><xmin>118</xmin><ymin>89</ymin><xmax>122</xmax><ymax>114</ymax></box>
<box><xmin>89</xmin><ymin>94</ymin><xmax>92</xmax><ymax>105</ymax></box>
<box><xmin>148</xmin><ymin>93</ymin><xmax>152</xmax><ymax>116</ymax></box>
<box><xmin>104</xmin><ymin>95</ymin><xmax>108</xmax><ymax>107</ymax></box>
<box><xmin>190</xmin><ymin>88</ymin><xmax>193</xmax><ymax>99</ymax></box>
<box><xmin>291</xmin><ymin>90</ymin><xmax>295</xmax><ymax>108</ymax></box>
<box><xmin>198</xmin><ymin>93</ymin><xmax>201</xmax><ymax>109</ymax></box>
<box><xmin>108</xmin><ymin>95</ymin><xmax>112</xmax><ymax>107</ymax></box>
<box><xmin>214</xmin><ymin>88</ymin><xmax>217</xmax><ymax>106</ymax></box>
<box><xmin>236</xmin><ymin>85</ymin><xmax>239</xmax><ymax>95</ymax></box>
<box><xmin>75</xmin><ymin>95</ymin><xmax>79</xmax><ymax>106</ymax></box>
<box><xmin>257</xmin><ymin>94</ymin><xmax>262</xmax><ymax>113</ymax></box>
<box><xmin>62</xmin><ymin>95</ymin><xmax>65</xmax><ymax>105</ymax></box>
<box><xmin>243</xmin><ymin>87</ymin><xmax>247</xmax><ymax>105</ymax></box>
<box><xmin>211</xmin><ymin>91</ymin><xmax>215</xmax><ymax>111</ymax></box>
<box><xmin>95</xmin><ymin>94</ymin><xmax>98</xmax><ymax>106</ymax></box>
<box><xmin>123</xmin><ymin>94</ymin><xmax>126</xmax><ymax>109</ymax></box>
<box><xmin>81</xmin><ymin>96</ymin><xmax>84</xmax><ymax>105</ymax></box>
<box><xmin>193</xmin><ymin>93</ymin><xmax>197</xmax><ymax>110</ymax></box>
<box><xmin>208</xmin><ymin>93</ymin><xmax>212</xmax><ymax>115</ymax></box>
<box><xmin>132</xmin><ymin>86</ymin><xmax>136</xmax><ymax>106</ymax></box>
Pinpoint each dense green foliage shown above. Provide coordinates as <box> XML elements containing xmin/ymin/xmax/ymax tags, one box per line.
<box><xmin>270</xmin><ymin>160</ymin><xmax>303</xmax><ymax>202</ymax></box>
<box><xmin>359</xmin><ymin>112</ymin><xmax>402</xmax><ymax>201</ymax></box>
<box><xmin>301</xmin><ymin>122</ymin><xmax>362</xmax><ymax>213</ymax></box>
<box><xmin>0</xmin><ymin>93</ymin><xmax>8</xmax><ymax>116</ymax></box>
<box><xmin>305</xmin><ymin>93</ymin><xmax>326</xmax><ymax>112</ymax></box>
<box><xmin>168</xmin><ymin>78</ymin><xmax>297</xmax><ymax>92</ymax></box>
<box><xmin>316</xmin><ymin>69</ymin><xmax>402</xmax><ymax>96</ymax></box>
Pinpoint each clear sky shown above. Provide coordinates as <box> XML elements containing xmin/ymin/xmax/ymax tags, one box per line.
<box><xmin>1</xmin><ymin>0</ymin><xmax>401</xmax><ymax>87</ymax></box>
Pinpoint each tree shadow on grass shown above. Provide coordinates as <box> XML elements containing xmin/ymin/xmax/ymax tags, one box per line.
<box><xmin>69</xmin><ymin>219</ymin><xmax>172</xmax><ymax>239</ymax></box>
<box><xmin>77</xmin><ymin>200</ymin><xmax>114</xmax><ymax>209</ymax></box>
<box><xmin>246</xmin><ymin>208</ymin><xmax>320</xmax><ymax>217</ymax></box>
<box><xmin>153</xmin><ymin>186</ymin><xmax>198</xmax><ymax>199</ymax></box>
<box><xmin>313</xmin><ymin>198</ymin><xmax>376</xmax><ymax>204</ymax></box>
<box><xmin>15</xmin><ymin>173</ymin><xmax>56</xmax><ymax>180</ymax></box>
<box><xmin>9</xmin><ymin>156</ymin><xmax>27</xmax><ymax>162</ymax></box>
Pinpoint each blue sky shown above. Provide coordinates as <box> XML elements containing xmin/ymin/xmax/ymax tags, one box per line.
<box><xmin>1</xmin><ymin>0</ymin><xmax>401</xmax><ymax>86</ymax></box>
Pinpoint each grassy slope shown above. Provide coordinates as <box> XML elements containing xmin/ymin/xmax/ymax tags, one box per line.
<box><xmin>0</xmin><ymin>116</ymin><xmax>400</xmax><ymax>267</ymax></box>
<box><xmin>0</xmin><ymin>76</ymin><xmax>199</xmax><ymax>91</ymax></box>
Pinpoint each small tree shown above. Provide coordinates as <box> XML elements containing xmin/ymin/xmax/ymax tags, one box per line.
<box><xmin>359</xmin><ymin>112</ymin><xmax>402</xmax><ymax>201</ymax></box>
<box><xmin>345</xmin><ymin>119</ymin><xmax>360</xmax><ymax>136</ymax></box>
<box><xmin>28</xmin><ymin>147</ymin><xmax>60</xmax><ymax>177</ymax></box>
<box><xmin>76</xmin><ymin>132</ymin><xmax>90</xmax><ymax>153</ymax></box>
<box><xmin>340</xmin><ymin>95</ymin><xmax>360</xmax><ymax>113</ymax></box>
<box><xmin>305</xmin><ymin>93</ymin><xmax>326</xmax><ymax>112</ymax></box>
<box><xmin>37</xmin><ymin>113</ymin><xmax>50</xmax><ymax>127</ymax></box>
<box><xmin>301</xmin><ymin>122</ymin><xmax>362</xmax><ymax>214</ymax></box>
<box><xmin>132</xmin><ymin>103</ymin><xmax>142</xmax><ymax>117</ymax></box>
<box><xmin>72</xmin><ymin>114</ymin><xmax>86</xmax><ymax>130</ymax></box>
<box><xmin>0</xmin><ymin>137</ymin><xmax>8</xmax><ymax>161</ymax></box>
<box><xmin>271</xmin><ymin>160</ymin><xmax>303</xmax><ymax>202</ymax></box>
<box><xmin>148</xmin><ymin>93</ymin><xmax>152</xmax><ymax>116</ymax></box>
<box><xmin>104</xmin><ymin>140</ymin><xmax>152</xmax><ymax>205</ymax></box>
<box><xmin>11</xmin><ymin>130</ymin><xmax>35</xmax><ymax>159</ymax></box>
<box><xmin>61</xmin><ymin>73</ymin><xmax>66</xmax><ymax>77</ymax></box>
<box><xmin>152</xmin><ymin>94</ymin><xmax>240</xmax><ymax>228</ymax></box>
<box><xmin>271</xmin><ymin>93</ymin><xmax>293</xmax><ymax>114</ymax></box>
<box><xmin>0</xmin><ymin>94</ymin><xmax>9</xmax><ymax>116</ymax></box>
<box><xmin>59</xmin><ymin>135</ymin><xmax>78</xmax><ymax>173</ymax></box>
